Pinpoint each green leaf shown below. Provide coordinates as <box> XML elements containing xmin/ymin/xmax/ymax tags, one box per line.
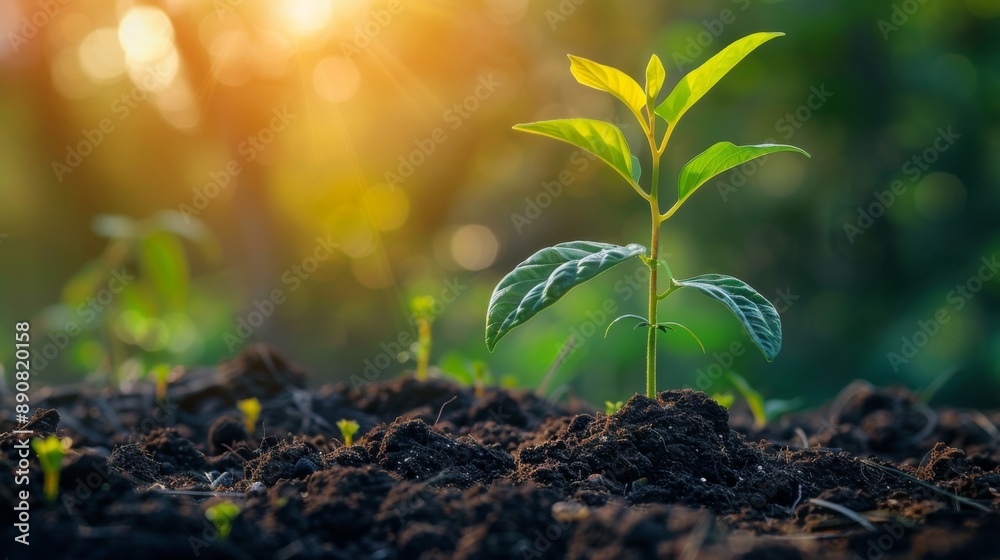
<box><xmin>655</xmin><ymin>32</ymin><xmax>784</xmax><ymax>127</ymax></box>
<box><xmin>139</xmin><ymin>231</ymin><xmax>189</xmax><ymax>310</ymax></box>
<box><xmin>725</xmin><ymin>371</ymin><xmax>767</xmax><ymax>427</ymax></box>
<box><xmin>486</xmin><ymin>241</ymin><xmax>645</xmax><ymax>351</ymax></box>
<box><xmin>677</xmin><ymin>142</ymin><xmax>809</xmax><ymax>203</ymax></box>
<box><xmin>645</xmin><ymin>54</ymin><xmax>666</xmax><ymax>100</ymax></box>
<box><xmin>673</xmin><ymin>274</ymin><xmax>781</xmax><ymax>361</ymax></box>
<box><xmin>630</xmin><ymin>155</ymin><xmax>641</xmax><ymax>183</ymax></box>
<box><xmin>514</xmin><ymin>119</ymin><xmax>637</xmax><ymax>187</ymax></box>
<box><xmin>605</xmin><ymin>313</ymin><xmax>649</xmax><ymax>337</ymax></box>
<box><xmin>568</xmin><ymin>55</ymin><xmax>646</xmax><ymax>118</ymax></box>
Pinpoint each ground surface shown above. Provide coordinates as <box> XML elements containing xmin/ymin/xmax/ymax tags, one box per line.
<box><xmin>1</xmin><ymin>345</ymin><xmax>998</xmax><ymax>559</ymax></box>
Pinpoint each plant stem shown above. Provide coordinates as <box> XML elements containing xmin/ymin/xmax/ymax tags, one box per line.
<box><xmin>44</xmin><ymin>471</ymin><xmax>58</xmax><ymax>503</ymax></box>
<box><xmin>645</xmin><ymin>112</ymin><xmax>664</xmax><ymax>398</ymax></box>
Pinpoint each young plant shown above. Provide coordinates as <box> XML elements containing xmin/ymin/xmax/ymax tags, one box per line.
<box><xmin>410</xmin><ymin>296</ymin><xmax>435</xmax><ymax>381</ymax></box>
<box><xmin>205</xmin><ymin>501</ymin><xmax>241</xmax><ymax>540</ymax></box>
<box><xmin>336</xmin><ymin>418</ymin><xmax>360</xmax><ymax>446</ymax></box>
<box><xmin>605</xmin><ymin>400</ymin><xmax>624</xmax><ymax>415</ymax></box>
<box><xmin>723</xmin><ymin>371</ymin><xmax>802</xmax><ymax>428</ymax></box>
<box><xmin>151</xmin><ymin>363</ymin><xmax>171</xmax><ymax>401</ymax></box>
<box><xmin>485</xmin><ymin>32</ymin><xmax>809</xmax><ymax>397</ymax></box>
<box><xmin>32</xmin><ymin>435</ymin><xmax>66</xmax><ymax>503</ymax></box>
<box><xmin>471</xmin><ymin>361</ymin><xmax>488</xmax><ymax>399</ymax></box>
<box><xmin>236</xmin><ymin>397</ymin><xmax>261</xmax><ymax>434</ymax></box>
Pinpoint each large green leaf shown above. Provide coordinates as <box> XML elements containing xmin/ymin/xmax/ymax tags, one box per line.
<box><xmin>678</xmin><ymin>142</ymin><xmax>809</xmax><ymax>202</ymax></box>
<box><xmin>655</xmin><ymin>32</ymin><xmax>783</xmax><ymax>127</ymax></box>
<box><xmin>139</xmin><ymin>231</ymin><xmax>189</xmax><ymax>310</ymax></box>
<box><xmin>486</xmin><ymin>241</ymin><xmax>645</xmax><ymax>351</ymax></box>
<box><xmin>673</xmin><ymin>274</ymin><xmax>781</xmax><ymax>361</ymax></box>
<box><xmin>513</xmin><ymin>119</ymin><xmax>636</xmax><ymax>186</ymax></box>
<box><xmin>568</xmin><ymin>55</ymin><xmax>646</xmax><ymax>118</ymax></box>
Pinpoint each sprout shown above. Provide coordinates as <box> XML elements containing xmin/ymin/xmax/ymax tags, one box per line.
<box><xmin>32</xmin><ymin>435</ymin><xmax>67</xmax><ymax>503</ymax></box>
<box><xmin>472</xmin><ymin>361</ymin><xmax>487</xmax><ymax>399</ymax></box>
<box><xmin>205</xmin><ymin>501</ymin><xmax>241</xmax><ymax>540</ymax></box>
<box><xmin>336</xmin><ymin>419</ymin><xmax>360</xmax><ymax>446</ymax></box>
<box><xmin>604</xmin><ymin>401</ymin><xmax>623</xmax><ymax>415</ymax></box>
<box><xmin>410</xmin><ymin>296</ymin><xmax>436</xmax><ymax>381</ymax></box>
<box><xmin>151</xmin><ymin>363</ymin><xmax>171</xmax><ymax>401</ymax></box>
<box><xmin>236</xmin><ymin>397</ymin><xmax>261</xmax><ymax>434</ymax></box>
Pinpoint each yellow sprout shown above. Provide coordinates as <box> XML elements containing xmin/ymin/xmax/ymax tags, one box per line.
<box><xmin>336</xmin><ymin>419</ymin><xmax>360</xmax><ymax>446</ymax></box>
<box><xmin>236</xmin><ymin>397</ymin><xmax>261</xmax><ymax>434</ymax></box>
<box><xmin>32</xmin><ymin>435</ymin><xmax>67</xmax><ymax>503</ymax></box>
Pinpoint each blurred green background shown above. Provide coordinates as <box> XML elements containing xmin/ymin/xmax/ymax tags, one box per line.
<box><xmin>1</xmin><ymin>0</ymin><xmax>998</xmax><ymax>408</ymax></box>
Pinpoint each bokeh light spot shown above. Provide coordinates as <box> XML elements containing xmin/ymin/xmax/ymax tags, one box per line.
<box><xmin>450</xmin><ymin>225</ymin><xmax>499</xmax><ymax>271</ymax></box>
<box><xmin>118</xmin><ymin>7</ymin><xmax>175</xmax><ymax>62</ymax></box>
<box><xmin>276</xmin><ymin>0</ymin><xmax>334</xmax><ymax>39</ymax></box>
<box><xmin>364</xmin><ymin>184</ymin><xmax>410</xmax><ymax>231</ymax></box>
<box><xmin>915</xmin><ymin>172</ymin><xmax>966</xmax><ymax>221</ymax></box>
<box><xmin>313</xmin><ymin>56</ymin><xmax>360</xmax><ymax>103</ymax></box>
<box><xmin>79</xmin><ymin>28</ymin><xmax>127</xmax><ymax>84</ymax></box>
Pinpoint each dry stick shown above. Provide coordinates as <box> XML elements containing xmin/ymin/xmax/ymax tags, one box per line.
<box><xmin>537</xmin><ymin>336</ymin><xmax>577</xmax><ymax>397</ymax></box>
<box><xmin>794</xmin><ymin>427</ymin><xmax>810</xmax><ymax>449</ymax></box>
<box><xmin>859</xmin><ymin>459</ymin><xmax>991</xmax><ymax>512</ymax></box>
<box><xmin>808</xmin><ymin>498</ymin><xmax>877</xmax><ymax>532</ymax></box>
<box><xmin>433</xmin><ymin>396</ymin><xmax>458</xmax><ymax>428</ymax></box>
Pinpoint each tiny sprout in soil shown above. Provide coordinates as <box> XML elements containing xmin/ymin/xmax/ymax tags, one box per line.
<box><xmin>337</xmin><ymin>418</ymin><xmax>360</xmax><ymax>446</ymax></box>
<box><xmin>486</xmin><ymin>32</ymin><xmax>809</xmax><ymax>398</ymax></box>
<box><xmin>205</xmin><ymin>502</ymin><xmax>241</xmax><ymax>541</ymax></box>
<box><xmin>410</xmin><ymin>295</ymin><xmax>435</xmax><ymax>381</ymax></box>
<box><xmin>31</xmin><ymin>435</ymin><xmax>66</xmax><ymax>503</ymax></box>
<box><xmin>236</xmin><ymin>397</ymin><xmax>261</xmax><ymax>434</ymax></box>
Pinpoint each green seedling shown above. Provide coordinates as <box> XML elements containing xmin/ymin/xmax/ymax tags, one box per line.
<box><xmin>724</xmin><ymin>371</ymin><xmax>802</xmax><ymax>428</ymax></box>
<box><xmin>410</xmin><ymin>296</ymin><xmax>435</xmax><ymax>381</ymax></box>
<box><xmin>205</xmin><ymin>501</ymin><xmax>241</xmax><ymax>540</ymax></box>
<box><xmin>710</xmin><ymin>392</ymin><xmax>735</xmax><ymax>409</ymax></box>
<box><xmin>236</xmin><ymin>397</ymin><xmax>261</xmax><ymax>434</ymax></box>
<box><xmin>32</xmin><ymin>435</ymin><xmax>66</xmax><ymax>503</ymax></box>
<box><xmin>485</xmin><ymin>32</ymin><xmax>809</xmax><ymax>397</ymax></box>
<box><xmin>151</xmin><ymin>363</ymin><xmax>171</xmax><ymax>401</ymax></box>
<box><xmin>471</xmin><ymin>361</ymin><xmax>488</xmax><ymax>399</ymax></box>
<box><xmin>605</xmin><ymin>400</ymin><xmax>624</xmax><ymax>415</ymax></box>
<box><xmin>337</xmin><ymin>418</ymin><xmax>360</xmax><ymax>446</ymax></box>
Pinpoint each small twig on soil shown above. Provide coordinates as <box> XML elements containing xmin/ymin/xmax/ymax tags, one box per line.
<box><xmin>433</xmin><ymin>396</ymin><xmax>458</xmax><ymax>428</ymax></box>
<box><xmin>679</xmin><ymin>514</ymin><xmax>711</xmax><ymax>560</ymax></box>
<box><xmin>537</xmin><ymin>336</ymin><xmax>576</xmax><ymax>397</ymax></box>
<box><xmin>808</xmin><ymin>498</ymin><xmax>877</xmax><ymax>532</ymax></box>
<box><xmin>794</xmin><ymin>427</ymin><xmax>809</xmax><ymax>449</ymax></box>
<box><xmin>790</xmin><ymin>483</ymin><xmax>803</xmax><ymax>512</ymax></box>
<box><xmin>858</xmin><ymin>458</ymin><xmax>991</xmax><ymax>512</ymax></box>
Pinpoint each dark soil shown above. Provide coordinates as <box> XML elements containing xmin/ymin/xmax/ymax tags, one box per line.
<box><xmin>2</xmin><ymin>345</ymin><xmax>998</xmax><ymax>559</ymax></box>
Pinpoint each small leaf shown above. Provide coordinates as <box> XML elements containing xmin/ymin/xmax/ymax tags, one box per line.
<box><xmin>139</xmin><ymin>231</ymin><xmax>189</xmax><ymax>310</ymax></box>
<box><xmin>725</xmin><ymin>372</ymin><xmax>767</xmax><ymax>428</ymax></box>
<box><xmin>568</xmin><ymin>55</ymin><xmax>646</xmax><ymax>118</ymax></box>
<box><xmin>673</xmin><ymin>274</ymin><xmax>781</xmax><ymax>361</ymax></box>
<box><xmin>630</xmin><ymin>155</ymin><xmax>641</xmax><ymax>183</ymax></box>
<box><xmin>486</xmin><ymin>241</ymin><xmax>646</xmax><ymax>351</ymax></box>
<box><xmin>677</xmin><ymin>142</ymin><xmax>809</xmax><ymax>203</ymax></box>
<box><xmin>655</xmin><ymin>32</ymin><xmax>784</xmax><ymax>127</ymax></box>
<box><xmin>514</xmin><ymin>119</ymin><xmax>637</xmax><ymax>187</ymax></box>
<box><xmin>654</xmin><ymin>322</ymin><xmax>706</xmax><ymax>352</ymax></box>
<box><xmin>645</xmin><ymin>54</ymin><xmax>666</xmax><ymax>100</ymax></box>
